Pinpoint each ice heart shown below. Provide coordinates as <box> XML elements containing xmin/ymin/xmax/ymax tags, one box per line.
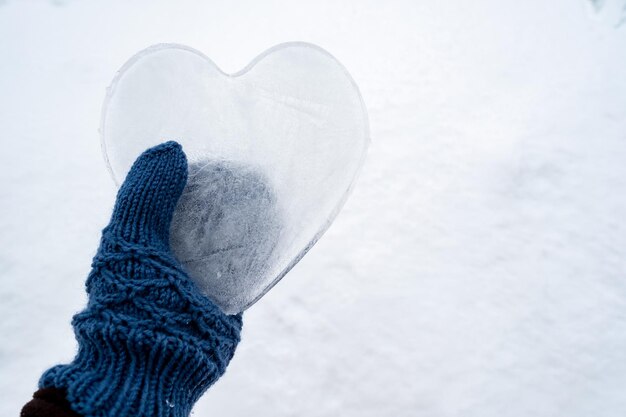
<box><xmin>101</xmin><ymin>43</ymin><xmax>369</xmax><ymax>314</ymax></box>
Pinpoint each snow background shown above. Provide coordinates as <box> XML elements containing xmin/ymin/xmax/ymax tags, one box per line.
<box><xmin>1</xmin><ymin>1</ymin><xmax>626</xmax><ymax>416</ymax></box>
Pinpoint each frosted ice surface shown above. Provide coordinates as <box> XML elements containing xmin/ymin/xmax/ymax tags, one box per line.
<box><xmin>170</xmin><ymin>160</ymin><xmax>281</xmax><ymax>313</ymax></box>
<box><xmin>100</xmin><ymin>43</ymin><xmax>369</xmax><ymax>314</ymax></box>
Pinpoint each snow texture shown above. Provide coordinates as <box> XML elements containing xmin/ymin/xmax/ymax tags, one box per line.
<box><xmin>101</xmin><ymin>43</ymin><xmax>369</xmax><ymax>314</ymax></box>
<box><xmin>590</xmin><ymin>0</ymin><xmax>626</xmax><ymax>26</ymax></box>
<box><xmin>1</xmin><ymin>1</ymin><xmax>626</xmax><ymax>416</ymax></box>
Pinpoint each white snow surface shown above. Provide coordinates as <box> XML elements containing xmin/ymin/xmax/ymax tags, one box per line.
<box><xmin>1</xmin><ymin>1</ymin><xmax>626</xmax><ymax>416</ymax></box>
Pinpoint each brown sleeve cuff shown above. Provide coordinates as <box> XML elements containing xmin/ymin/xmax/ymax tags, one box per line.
<box><xmin>21</xmin><ymin>387</ymin><xmax>82</xmax><ymax>417</ymax></box>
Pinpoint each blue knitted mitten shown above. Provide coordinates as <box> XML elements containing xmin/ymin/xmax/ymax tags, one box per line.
<box><xmin>39</xmin><ymin>141</ymin><xmax>242</xmax><ymax>417</ymax></box>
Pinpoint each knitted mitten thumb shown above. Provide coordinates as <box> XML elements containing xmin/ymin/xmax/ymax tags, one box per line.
<box><xmin>31</xmin><ymin>142</ymin><xmax>242</xmax><ymax>417</ymax></box>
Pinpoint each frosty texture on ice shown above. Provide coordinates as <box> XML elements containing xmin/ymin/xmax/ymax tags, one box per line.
<box><xmin>100</xmin><ymin>43</ymin><xmax>369</xmax><ymax>314</ymax></box>
<box><xmin>170</xmin><ymin>160</ymin><xmax>281</xmax><ymax>313</ymax></box>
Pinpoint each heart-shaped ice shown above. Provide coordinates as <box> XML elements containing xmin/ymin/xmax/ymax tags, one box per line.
<box><xmin>101</xmin><ymin>43</ymin><xmax>369</xmax><ymax>314</ymax></box>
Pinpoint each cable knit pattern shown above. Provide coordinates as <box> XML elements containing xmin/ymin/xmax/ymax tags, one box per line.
<box><xmin>39</xmin><ymin>141</ymin><xmax>243</xmax><ymax>417</ymax></box>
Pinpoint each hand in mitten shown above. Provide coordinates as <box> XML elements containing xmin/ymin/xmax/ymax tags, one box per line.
<box><xmin>21</xmin><ymin>141</ymin><xmax>242</xmax><ymax>417</ymax></box>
